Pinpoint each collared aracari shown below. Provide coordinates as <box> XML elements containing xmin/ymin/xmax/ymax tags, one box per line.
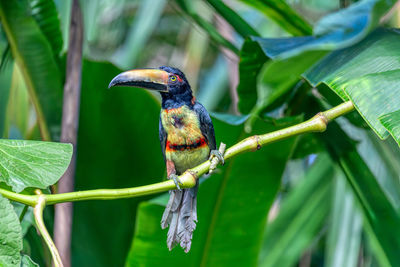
<box><xmin>109</xmin><ymin>66</ymin><xmax>223</xmax><ymax>252</ymax></box>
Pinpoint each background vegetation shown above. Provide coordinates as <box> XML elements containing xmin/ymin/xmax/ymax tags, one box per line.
<box><xmin>1</xmin><ymin>0</ymin><xmax>400</xmax><ymax>266</ymax></box>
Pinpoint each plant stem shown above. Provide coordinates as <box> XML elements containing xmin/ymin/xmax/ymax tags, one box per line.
<box><xmin>0</xmin><ymin>101</ymin><xmax>355</xmax><ymax>206</ymax></box>
<box><xmin>46</xmin><ymin>180</ymin><xmax>177</xmax><ymax>204</ymax></box>
<box><xmin>34</xmin><ymin>194</ymin><xmax>63</xmax><ymax>267</ymax></box>
<box><xmin>0</xmin><ymin>189</ymin><xmax>37</xmax><ymax>206</ymax></box>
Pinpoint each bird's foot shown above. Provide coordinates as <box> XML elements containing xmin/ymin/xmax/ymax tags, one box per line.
<box><xmin>209</xmin><ymin>144</ymin><xmax>225</xmax><ymax>173</ymax></box>
<box><xmin>168</xmin><ymin>174</ymin><xmax>183</xmax><ymax>191</ymax></box>
<box><xmin>209</xmin><ymin>150</ymin><xmax>225</xmax><ymax>165</ymax></box>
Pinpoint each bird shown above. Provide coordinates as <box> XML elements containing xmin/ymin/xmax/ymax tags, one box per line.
<box><xmin>108</xmin><ymin>66</ymin><xmax>223</xmax><ymax>253</ymax></box>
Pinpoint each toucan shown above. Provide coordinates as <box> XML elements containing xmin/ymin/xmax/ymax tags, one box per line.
<box><xmin>109</xmin><ymin>66</ymin><xmax>223</xmax><ymax>252</ymax></box>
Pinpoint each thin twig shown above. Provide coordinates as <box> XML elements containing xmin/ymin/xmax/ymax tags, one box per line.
<box><xmin>0</xmin><ymin>101</ymin><xmax>355</xmax><ymax>206</ymax></box>
<box><xmin>54</xmin><ymin>0</ymin><xmax>84</xmax><ymax>266</ymax></box>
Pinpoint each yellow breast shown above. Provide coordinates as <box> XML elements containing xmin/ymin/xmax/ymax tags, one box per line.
<box><xmin>161</xmin><ymin>105</ymin><xmax>204</xmax><ymax>145</ymax></box>
<box><xmin>161</xmin><ymin>105</ymin><xmax>210</xmax><ymax>173</ymax></box>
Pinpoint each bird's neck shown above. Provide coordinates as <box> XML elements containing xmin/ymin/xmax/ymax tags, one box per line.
<box><xmin>161</xmin><ymin>90</ymin><xmax>194</xmax><ymax>109</ymax></box>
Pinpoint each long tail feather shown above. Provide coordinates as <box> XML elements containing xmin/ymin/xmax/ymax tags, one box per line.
<box><xmin>161</xmin><ymin>190</ymin><xmax>181</xmax><ymax>229</ymax></box>
<box><xmin>161</xmin><ymin>181</ymin><xmax>198</xmax><ymax>252</ymax></box>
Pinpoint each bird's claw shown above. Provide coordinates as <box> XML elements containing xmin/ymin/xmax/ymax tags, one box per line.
<box><xmin>208</xmin><ymin>150</ymin><xmax>225</xmax><ymax>173</ymax></box>
<box><xmin>209</xmin><ymin>150</ymin><xmax>225</xmax><ymax>165</ymax></box>
<box><xmin>169</xmin><ymin>174</ymin><xmax>183</xmax><ymax>191</ymax></box>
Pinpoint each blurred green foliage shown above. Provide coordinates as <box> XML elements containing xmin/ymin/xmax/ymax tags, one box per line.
<box><xmin>1</xmin><ymin>0</ymin><xmax>400</xmax><ymax>266</ymax></box>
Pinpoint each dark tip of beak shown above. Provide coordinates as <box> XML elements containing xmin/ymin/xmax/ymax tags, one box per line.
<box><xmin>108</xmin><ymin>76</ymin><xmax>121</xmax><ymax>89</ymax></box>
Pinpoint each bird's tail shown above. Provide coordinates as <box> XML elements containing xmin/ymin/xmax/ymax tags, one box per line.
<box><xmin>161</xmin><ymin>181</ymin><xmax>198</xmax><ymax>252</ymax></box>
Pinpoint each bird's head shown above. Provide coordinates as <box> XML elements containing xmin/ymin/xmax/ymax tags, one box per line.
<box><xmin>109</xmin><ymin>66</ymin><xmax>193</xmax><ymax>107</ymax></box>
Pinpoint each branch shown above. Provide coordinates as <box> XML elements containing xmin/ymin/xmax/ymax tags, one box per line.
<box><xmin>0</xmin><ymin>101</ymin><xmax>354</xmax><ymax>206</ymax></box>
<box><xmin>54</xmin><ymin>0</ymin><xmax>84</xmax><ymax>265</ymax></box>
<box><xmin>33</xmin><ymin>191</ymin><xmax>63</xmax><ymax>267</ymax></box>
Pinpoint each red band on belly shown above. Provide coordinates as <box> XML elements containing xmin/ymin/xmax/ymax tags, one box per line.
<box><xmin>166</xmin><ymin>138</ymin><xmax>207</xmax><ymax>152</ymax></box>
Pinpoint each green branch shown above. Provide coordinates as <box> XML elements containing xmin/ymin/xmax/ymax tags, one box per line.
<box><xmin>0</xmin><ymin>101</ymin><xmax>354</xmax><ymax>207</ymax></box>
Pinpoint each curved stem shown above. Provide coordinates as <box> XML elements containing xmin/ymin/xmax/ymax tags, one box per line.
<box><xmin>0</xmin><ymin>101</ymin><xmax>355</xmax><ymax>206</ymax></box>
<box><xmin>34</xmin><ymin>195</ymin><xmax>63</xmax><ymax>267</ymax></box>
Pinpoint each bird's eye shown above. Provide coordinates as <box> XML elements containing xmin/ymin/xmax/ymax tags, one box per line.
<box><xmin>170</xmin><ymin>75</ymin><xmax>177</xmax><ymax>82</ymax></box>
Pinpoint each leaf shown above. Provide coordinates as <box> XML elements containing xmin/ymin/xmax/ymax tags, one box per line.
<box><xmin>325</xmin><ymin>171</ymin><xmax>362</xmax><ymax>267</ymax></box>
<box><xmin>379</xmin><ymin>109</ymin><xmax>400</xmax><ymax>147</ymax></box>
<box><xmin>0</xmin><ymin>139</ymin><xmax>72</xmax><ymax>192</ymax></box>
<box><xmin>0</xmin><ymin>0</ymin><xmax>63</xmax><ymax>140</ymax></box>
<box><xmin>125</xmin><ymin>115</ymin><xmax>301</xmax><ymax>266</ymax></box>
<box><xmin>54</xmin><ymin>0</ymin><xmax>71</xmax><ymax>53</ymax></box>
<box><xmin>174</xmin><ymin>0</ymin><xmax>239</xmax><ymax>55</ymax></box>
<box><xmin>338</xmin><ymin>119</ymin><xmax>400</xmax><ymax>210</ymax></box>
<box><xmin>238</xmin><ymin>0</ymin><xmax>312</xmax><ymax>36</ymax></box>
<box><xmin>322</xmin><ymin>122</ymin><xmax>400</xmax><ymax>267</ymax></box>
<box><xmin>236</xmin><ymin>0</ymin><xmax>397</xmax><ymax>114</ymax></box>
<box><xmin>236</xmin><ymin>38</ymin><xmax>268</xmax><ymax>114</ymax></box>
<box><xmin>263</xmin><ymin>0</ymin><xmax>396</xmax><ymax>60</ymax></box>
<box><xmin>205</xmin><ymin>0</ymin><xmax>260</xmax><ymax>38</ymax></box>
<box><xmin>20</xmin><ymin>255</ymin><xmax>39</xmax><ymax>267</ymax></box>
<box><xmin>71</xmin><ymin>60</ymin><xmax>166</xmax><ymax>267</ymax></box>
<box><xmin>4</xmin><ymin>63</ymin><xmax>30</xmax><ymax>139</ymax></box>
<box><xmin>313</xmin><ymin>0</ymin><xmax>395</xmax><ymax>46</ymax></box>
<box><xmin>243</xmin><ymin>50</ymin><xmax>326</xmax><ymax>128</ymax></box>
<box><xmin>29</xmin><ymin>0</ymin><xmax>63</xmax><ymax>56</ymax></box>
<box><xmin>259</xmin><ymin>154</ymin><xmax>333</xmax><ymax>267</ymax></box>
<box><xmin>0</xmin><ymin>59</ymin><xmax>13</xmax><ymax>137</ymax></box>
<box><xmin>305</xmin><ymin>29</ymin><xmax>400</xmax><ymax>139</ymax></box>
<box><xmin>0</xmin><ymin>194</ymin><xmax>22</xmax><ymax>267</ymax></box>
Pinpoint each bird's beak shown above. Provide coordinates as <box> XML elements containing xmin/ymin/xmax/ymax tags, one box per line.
<box><xmin>108</xmin><ymin>69</ymin><xmax>169</xmax><ymax>92</ymax></box>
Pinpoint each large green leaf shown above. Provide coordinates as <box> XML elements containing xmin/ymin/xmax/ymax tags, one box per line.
<box><xmin>237</xmin><ymin>38</ymin><xmax>268</xmax><ymax>114</ymax></box>
<box><xmin>236</xmin><ymin>0</ymin><xmax>396</xmax><ymax>114</ymax></box>
<box><xmin>379</xmin><ymin>110</ymin><xmax>400</xmax><ymax>147</ymax></box>
<box><xmin>244</xmin><ymin>50</ymin><xmax>326</xmax><ymax>130</ymax></box>
<box><xmin>257</xmin><ymin>0</ymin><xmax>396</xmax><ymax>59</ymax></box>
<box><xmin>205</xmin><ymin>0</ymin><xmax>260</xmax><ymax>38</ymax></box>
<box><xmin>29</xmin><ymin>0</ymin><xmax>63</xmax><ymax>56</ymax></box>
<box><xmin>259</xmin><ymin>154</ymin><xmax>333</xmax><ymax>267</ymax></box>
<box><xmin>0</xmin><ymin>0</ymin><xmax>63</xmax><ymax>140</ymax></box>
<box><xmin>71</xmin><ymin>60</ymin><xmax>166</xmax><ymax>267</ymax></box>
<box><xmin>0</xmin><ymin>139</ymin><xmax>72</xmax><ymax>192</ymax></box>
<box><xmin>239</xmin><ymin>0</ymin><xmax>312</xmax><ymax>36</ymax></box>
<box><xmin>305</xmin><ymin>29</ymin><xmax>400</xmax><ymax>139</ymax></box>
<box><xmin>339</xmin><ymin>119</ymin><xmax>400</xmax><ymax>210</ymax></box>
<box><xmin>125</xmin><ymin>115</ymin><xmax>301</xmax><ymax>266</ymax></box>
<box><xmin>325</xmin><ymin>172</ymin><xmax>362</xmax><ymax>267</ymax></box>
<box><xmin>0</xmin><ymin>194</ymin><xmax>22</xmax><ymax>267</ymax></box>
<box><xmin>322</xmin><ymin>122</ymin><xmax>400</xmax><ymax>267</ymax></box>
